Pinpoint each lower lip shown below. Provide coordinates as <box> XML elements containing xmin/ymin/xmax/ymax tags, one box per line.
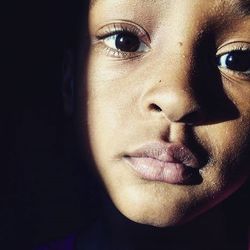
<box><xmin>124</xmin><ymin>157</ymin><xmax>194</xmax><ymax>184</ymax></box>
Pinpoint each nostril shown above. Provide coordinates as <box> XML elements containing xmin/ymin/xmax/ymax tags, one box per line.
<box><xmin>149</xmin><ymin>103</ymin><xmax>162</xmax><ymax>112</ymax></box>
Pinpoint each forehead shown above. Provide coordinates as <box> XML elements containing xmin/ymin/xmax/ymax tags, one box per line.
<box><xmin>90</xmin><ymin>0</ymin><xmax>250</xmax><ymax>17</ymax></box>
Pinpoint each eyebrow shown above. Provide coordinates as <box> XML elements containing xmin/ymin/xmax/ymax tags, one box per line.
<box><xmin>90</xmin><ymin>0</ymin><xmax>250</xmax><ymax>17</ymax></box>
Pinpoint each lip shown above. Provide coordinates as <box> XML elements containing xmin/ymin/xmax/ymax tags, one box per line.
<box><xmin>124</xmin><ymin>142</ymin><xmax>200</xmax><ymax>184</ymax></box>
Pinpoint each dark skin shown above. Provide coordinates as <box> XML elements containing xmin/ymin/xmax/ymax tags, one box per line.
<box><xmin>65</xmin><ymin>0</ymin><xmax>250</xmax><ymax>249</ymax></box>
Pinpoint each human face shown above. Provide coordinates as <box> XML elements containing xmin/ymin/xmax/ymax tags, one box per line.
<box><xmin>82</xmin><ymin>0</ymin><xmax>250</xmax><ymax>227</ymax></box>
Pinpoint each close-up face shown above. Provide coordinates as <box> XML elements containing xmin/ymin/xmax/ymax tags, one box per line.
<box><xmin>79</xmin><ymin>0</ymin><xmax>250</xmax><ymax>227</ymax></box>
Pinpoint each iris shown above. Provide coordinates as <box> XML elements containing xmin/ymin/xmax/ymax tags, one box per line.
<box><xmin>217</xmin><ymin>50</ymin><xmax>250</xmax><ymax>72</ymax></box>
<box><xmin>115</xmin><ymin>32</ymin><xmax>141</xmax><ymax>52</ymax></box>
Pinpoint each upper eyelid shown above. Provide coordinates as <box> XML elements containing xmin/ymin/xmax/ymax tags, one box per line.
<box><xmin>95</xmin><ymin>20</ymin><xmax>151</xmax><ymax>43</ymax></box>
<box><xmin>216</xmin><ymin>41</ymin><xmax>250</xmax><ymax>54</ymax></box>
<box><xmin>97</xmin><ymin>30</ymin><xmax>138</xmax><ymax>40</ymax></box>
<box><xmin>216</xmin><ymin>48</ymin><xmax>250</xmax><ymax>59</ymax></box>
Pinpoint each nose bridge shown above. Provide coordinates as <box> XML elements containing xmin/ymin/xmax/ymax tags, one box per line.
<box><xmin>163</xmin><ymin>32</ymin><xmax>198</xmax><ymax>80</ymax></box>
<box><xmin>155</xmin><ymin>0</ymin><xmax>205</xmax><ymax>88</ymax></box>
<box><xmin>155</xmin><ymin>29</ymin><xmax>198</xmax><ymax>86</ymax></box>
<box><xmin>162</xmin><ymin>54</ymin><xmax>194</xmax><ymax>88</ymax></box>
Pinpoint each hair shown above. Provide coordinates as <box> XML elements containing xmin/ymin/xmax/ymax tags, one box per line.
<box><xmin>61</xmin><ymin>1</ymin><xmax>90</xmax><ymax>50</ymax></box>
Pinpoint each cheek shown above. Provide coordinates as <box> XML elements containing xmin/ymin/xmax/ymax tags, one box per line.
<box><xmin>216</xmin><ymin>86</ymin><xmax>250</xmax><ymax>173</ymax></box>
<box><xmin>86</xmin><ymin>72</ymin><xmax>133</xmax><ymax>165</ymax></box>
<box><xmin>86</xmin><ymin>57</ymin><xmax>145</xmax><ymax>150</ymax></box>
<box><xmin>196</xmin><ymin>100</ymin><xmax>250</xmax><ymax>195</ymax></box>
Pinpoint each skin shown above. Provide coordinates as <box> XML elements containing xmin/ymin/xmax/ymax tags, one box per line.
<box><xmin>73</xmin><ymin>0</ymin><xmax>250</xmax><ymax>229</ymax></box>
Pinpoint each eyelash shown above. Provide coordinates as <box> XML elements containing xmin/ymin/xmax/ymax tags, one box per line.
<box><xmin>95</xmin><ymin>23</ymin><xmax>150</xmax><ymax>59</ymax></box>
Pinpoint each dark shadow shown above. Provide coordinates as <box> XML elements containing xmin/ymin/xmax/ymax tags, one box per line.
<box><xmin>190</xmin><ymin>33</ymin><xmax>240</xmax><ymax>126</ymax></box>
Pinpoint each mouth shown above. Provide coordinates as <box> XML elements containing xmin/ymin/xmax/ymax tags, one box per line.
<box><xmin>123</xmin><ymin>142</ymin><xmax>201</xmax><ymax>185</ymax></box>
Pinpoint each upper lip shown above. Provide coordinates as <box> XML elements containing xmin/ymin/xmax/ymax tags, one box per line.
<box><xmin>125</xmin><ymin>142</ymin><xmax>200</xmax><ymax>169</ymax></box>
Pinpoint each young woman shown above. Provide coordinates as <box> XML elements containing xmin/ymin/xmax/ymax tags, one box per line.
<box><xmin>36</xmin><ymin>0</ymin><xmax>250</xmax><ymax>249</ymax></box>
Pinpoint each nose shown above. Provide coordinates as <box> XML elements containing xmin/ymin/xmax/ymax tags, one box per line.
<box><xmin>142</xmin><ymin>60</ymin><xmax>204</xmax><ymax>125</ymax></box>
<box><xmin>147</xmin><ymin>88</ymin><xmax>203</xmax><ymax>124</ymax></box>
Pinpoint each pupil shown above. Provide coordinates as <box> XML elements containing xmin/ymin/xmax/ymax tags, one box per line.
<box><xmin>115</xmin><ymin>32</ymin><xmax>140</xmax><ymax>52</ymax></box>
<box><xmin>226</xmin><ymin>51</ymin><xmax>250</xmax><ymax>72</ymax></box>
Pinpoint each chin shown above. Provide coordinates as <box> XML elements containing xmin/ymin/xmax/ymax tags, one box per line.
<box><xmin>110</xmin><ymin>186</ymin><xmax>191</xmax><ymax>228</ymax></box>
<box><xmin>117</xmin><ymin>202</ymin><xmax>186</xmax><ymax>228</ymax></box>
<box><xmin>106</xmin><ymin>179</ymin><xmax>232</xmax><ymax>229</ymax></box>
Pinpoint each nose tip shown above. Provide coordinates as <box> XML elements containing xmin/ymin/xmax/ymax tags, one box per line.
<box><xmin>145</xmin><ymin>88</ymin><xmax>204</xmax><ymax>125</ymax></box>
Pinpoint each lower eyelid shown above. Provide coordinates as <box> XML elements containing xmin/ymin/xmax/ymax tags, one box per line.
<box><xmin>93</xmin><ymin>42</ymin><xmax>142</xmax><ymax>59</ymax></box>
<box><xmin>219</xmin><ymin>68</ymin><xmax>250</xmax><ymax>82</ymax></box>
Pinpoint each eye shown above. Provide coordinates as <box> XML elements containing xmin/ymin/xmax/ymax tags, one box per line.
<box><xmin>103</xmin><ymin>31</ymin><xmax>149</xmax><ymax>53</ymax></box>
<box><xmin>216</xmin><ymin>50</ymin><xmax>250</xmax><ymax>74</ymax></box>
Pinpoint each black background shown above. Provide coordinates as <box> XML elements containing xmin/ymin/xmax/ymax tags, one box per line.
<box><xmin>2</xmin><ymin>1</ymin><xmax>92</xmax><ymax>249</ymax></box>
